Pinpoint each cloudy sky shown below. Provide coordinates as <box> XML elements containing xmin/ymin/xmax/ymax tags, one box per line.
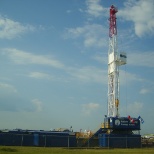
<box><xmin>0</xmin><ymin>0</ymin><xmax>154</xmax><ymax>134</ymax></box>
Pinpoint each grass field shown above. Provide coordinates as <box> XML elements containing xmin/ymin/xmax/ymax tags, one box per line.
<box><xmin>0</xmin><ymin>146</ymin><xmax>154</xmax><ymax>154</ymax></box>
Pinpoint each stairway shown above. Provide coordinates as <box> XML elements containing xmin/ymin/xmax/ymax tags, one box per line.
<box><xmin>80</xmin><ymin>128</ymin><xmax>106</xmax><ymax>147</ymax></box>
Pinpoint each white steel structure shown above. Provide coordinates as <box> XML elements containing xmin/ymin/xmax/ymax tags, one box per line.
<box><xmin>108</xmin><ymin>5</ymin><xmax>127</xmax><ymax>117</ymax></box>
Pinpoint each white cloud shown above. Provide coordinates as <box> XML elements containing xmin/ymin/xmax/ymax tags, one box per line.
<box><xmin>93</xmin><ymin>53</ymin><xmax>107</xmax><ymax>64</ymax></box>
<box><xmin>31</xmin><ymin>99</ymin><xmax>43</xmax><ymax>112</ymax></box>
<box><xmin>2</xmin><ymin>48</ymin><xmax>107</xmax><ymax>84</ymax></box>
<box><xmin>66</xmin><ymin>10</ymin><xmax>72</xmax><ymax>13</ymax></box>
<box><xmin>120</xmin><ymin>70</ymin><xmax>143</xmax><ymax>85</ymax></box>
<box><xmin>85</xmin><ymin>0</ymin><xmax>107</xmax><ymax>18</ymax></box>
<box><xmin>128</xmin><ymin>51</ymin><xmax>154</xmax><ymax>68</ymax></box>
<box><xmin>81</xmin><ymin>102</ymin><xmax>100</xmax><ymax>115</ymax></box>
<box><xmin>28</xmin><ymin>72</ymin><xmax>53</xmax><ymax>80</ymax></box>
<box><xmin>64</xmin><ymin>24</ymin><xmax>108</xmax><ymax>48</ymax></box>
<box><xmin>2</xmin><ymin>48</ymin><xmax>64</xmax><ymax>69</ymax></box>
<box><xmin>127</xmin><ymin>102</ymin><xmax>143</xmax><ymax>116</ymax></box>
<box><xmin>139</xmin><ymin>88</ymin><xmax>150</xmax><ymax>94</ymax></box>
<box><xmin>118</xmin><ymin>0</ymin><xmax>154</xmax><ymax>37</ymax></box>
<box><xmin>0</xmin><ymin>16</ymin><xmax>35</xmax><ymax>39</ymax></box>
<box><xmin>0</xmin><ymin>82</ymin><xmax>17</xmax><ymax>93</ymax></box>
<box><xmin>68</xmin><ymin>66</ymin><xmax>106</xmax><ymax>84</ymax></box>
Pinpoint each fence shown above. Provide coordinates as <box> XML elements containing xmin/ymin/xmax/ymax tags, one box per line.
<box><xmin>0</xmin><ymin>133</ymin><xmax>76</xmax><ymax>147</ymax></box>
<box><xmin>0</xmin><ymin>133</ymin><xmax>154</xmax><ymax>148</ymax></box>
<box><xmin>77</xmin><ymin>136</ymin><xmax>154</xmax><ymax>148</ymax></box>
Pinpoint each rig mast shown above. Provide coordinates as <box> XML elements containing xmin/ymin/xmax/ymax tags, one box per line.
<box><xmin>108</xmin><ymin>5</ymin><xmax>126</xmax><ymax>117</ymax></box>
<box><xmin>100</xmin><ymin>5</ymin><xmax>141</xmax><ymax>148</ymax></box>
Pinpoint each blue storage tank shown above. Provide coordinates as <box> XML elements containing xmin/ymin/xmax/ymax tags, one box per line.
<box><xmin>34</xmin><ymin>134</ymin><xmax>39</xmax><ymax>146</ymax></box>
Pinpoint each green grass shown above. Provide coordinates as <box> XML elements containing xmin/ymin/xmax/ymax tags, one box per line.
<box><xmin>0</xmin><ymin>146</ymin><xmax>154</xmax><ymax>154</ymax></box>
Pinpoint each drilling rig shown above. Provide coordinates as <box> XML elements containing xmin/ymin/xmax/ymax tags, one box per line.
<box><xmin>99</xmin><ymin>5</ymin><xmax>141</xmax><ymax>148</ymax></box>
<box><xmin>108</xmin><ymin>4</ymin><xmax>126</xmax><ymax>118</ymax></box>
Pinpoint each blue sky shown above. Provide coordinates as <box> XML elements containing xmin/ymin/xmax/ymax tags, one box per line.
<box><xmin>0</xmin><ymin>0</ymin><xmax>154</xmax><ymax>135</ymax></box>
